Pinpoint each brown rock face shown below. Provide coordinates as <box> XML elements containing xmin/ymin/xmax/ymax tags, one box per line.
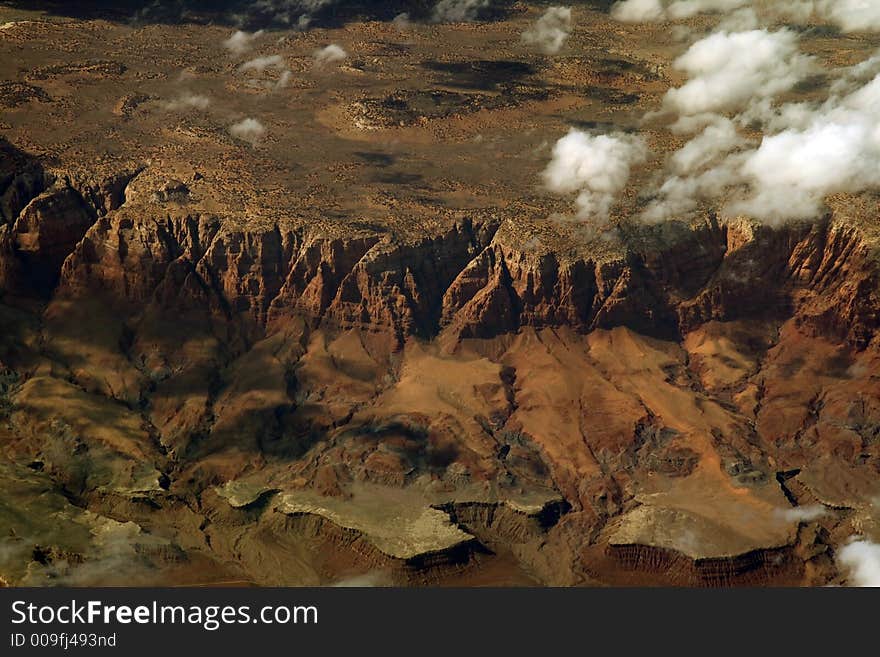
<box><xmin>10</xmin><ymin>186</ymin><xmax>95</xmax><ymax>291</ymax></box>
<box><xmin>44</xmin><ymin>202</ymin><xmax>880</xmax><ymax>355</ymax></box>
<box><xmin>5</xmin><ymin>1</ymin><xmax>880</xmax><ymax>588</ymax></box>
<box><xmin>1</xmin><ymin>154</ymin><xmax>878</xmax><ymax>587</ymax></box>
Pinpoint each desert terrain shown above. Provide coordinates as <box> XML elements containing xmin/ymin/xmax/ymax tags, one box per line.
<box><xmin>0</xmin><ymin>0</ymin><xmax>879</xmax><ymax>586</ymax></box>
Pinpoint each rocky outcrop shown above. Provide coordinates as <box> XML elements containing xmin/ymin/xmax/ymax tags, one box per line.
<box><xmin>676</xmin><ymin>219</ymin><xmax>880</xmax><ymax>349</ymax></box>
<box><xmin>8</xmin><ymin>186</ymin><xmax>95</xmax><ymax>292</ymax></box>
<box><xmin>3</xmin><ymin>142</ymin><xmax>875</xmax><ymax>350</ymax></box>
<box><xmin>2</xmin><ymin>152</ymin><xmax>879</xmax><ymax>587</ymax></box>
<box><xmin>605</xmin><ymin>543</ymin><xmax>802</xmax><ymax>587</ymax></box>
<box><xmin>27</xmin><ymin>195</ymin><xmax>877</xmax><ymax>354</ymax></box>
<box><xmin>0</xmin><ymin>150</ymin><xmax>141</xmax><ymax>296</ymax></box>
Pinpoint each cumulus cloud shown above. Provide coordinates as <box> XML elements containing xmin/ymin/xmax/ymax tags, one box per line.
<box><xmin>645</xmin><ymin>59</ymin><xmax>880</xmax><ymax>224</ymax></box>
<box><xmin>163</xmin><ymin>92</ymin><xmax>211</xmax><ymax>111</ymax></box>
<box><xmin>816</xmin><ymin>0</ymin><xmax>880</xmax><ymax>32</ymax></box>
<box><xmin>639</xmin><ymin>116</ymin><xmax>744</xmax><ymax>220</ymax></box>
<box><xmin>522</xmin><ymin>7</ymin><xmax>572</xmax><ymax>55</ymax></box>
<box><xmin>732</xmin><ymin>122</ymin><xmax>877</xmax><ymax>220</ymax></box>
<box><xmin>713</xmin><ymin>7</ymin><xmax>763</xmax><ymax>31</ymax></box>
<box><xmin>773</xmin><ymin>504</ymin><xmax>829</xmax><ymax>523</ymax></box>
<box><xmin>662</xmin><ymin>29</ymin><xmax>813</xmax><ymax>119</ymax></box>
<box><xmin>611</xmin><ymin>0</ymin><xmax>750</xmax><ymax>22</ymax></box>
<box><xmin>641</xmin><ymin>149</ymin><xmax>744</xmax><ymax>222</ymax></box>
<box><xmin>670</xmin><ymin>117</ymin><xmax>742</xmax><ymax>174</ymax></box>
<box><xmin>229</xmin><ymin>118</ymin><xmax>267</xmax><ymax>144</ymax></box>
<box><xmin>610</xmin><ymin>0</ymin><xmax>880</xmax><ymax>32</ymax></box>
<box><xmin>772</xmin><ymin>1</ymin><xmax>880</xmax><ymax>32</ymax></box>
<box><xmin>432</xmin><ymin>0</ymin><xmax>490</xmax><ymax>23</ymax></box>
<box><xmin>238</xmin><ymin>55</ymin><xmax>293</xmax><ymax>91</ymax></box>
<box><xmin>568</xmin><ymin>4</ymin><xmax>880</xmax><ymax>226</ymax></box>
<box><xmin>313</xmin><ymin>44</ymin><xmax>347</xmax><ymax>67</ymax></box>
<box><xmin>236</xmin><ymin>55</ymin><xmax>292</xmax><ymax>90</ymax></box>
<box><xmin>238</xmin><ymin>55</ymin><xmax>285</xmax><ymax>72</ymax></box>
<box><xmin>829</xmin><ymin>50</ymin><xmax>880</xmax><ymax>97</ymax></box>
<box><xmin>837</xmin><ymin>539</ymin><xmax>880</xmax><ymax>586</ymax></box>
<box><xmin>635</xmin><ymin>29</ymin><xmax>810</xmax><ymax>222</ymax></box>
<box><xmin>729</xmin><ymin>71</ymin><xmax>880</xmax><ymax>221</ymax></box>
<box><xmin>611</xmin><ymin>0</ymin><xmax>665</xmax><ymax>22</ymax></box>
<box><xmin>543</xmin><ymin>129</ymin><xmax>647</xmax><ymax>220</ymax></box>
<box><xmin>223</xmin><ymin>29</ymin><xmax>265</xmax><ymax>55</ymax></box>
<box><xmin>276</xmin><ymin>70</ymin><xmax>293</xmax><ymax>88</ymax></box>
<box><xmin>668</xmin><ymin>0</ymin><xmax>751</xmax><ymax>18</ymax></box>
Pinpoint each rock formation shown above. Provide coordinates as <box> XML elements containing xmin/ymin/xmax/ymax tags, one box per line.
<box><xmin>0</xmin><ymin>3</ymin><xmax>877</xmax><ymax>586</ymax></box>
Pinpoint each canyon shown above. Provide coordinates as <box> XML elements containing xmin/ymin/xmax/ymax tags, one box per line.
<box><xmin>0</xmin><ymin>1</ymin><xmax>878</xmax><ymax>586</ymax></box>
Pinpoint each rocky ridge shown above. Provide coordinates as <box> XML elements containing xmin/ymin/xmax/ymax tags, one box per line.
<box><xmin>1</xmin><ymin>151</ymin><xmax>879</xmax><ymax>585</ymax></box>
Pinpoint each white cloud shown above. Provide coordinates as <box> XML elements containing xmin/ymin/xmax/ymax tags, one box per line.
<box><xmin>611</xmin><ymin>0</ymin><xmax>665</xmax><ymax>22</ymax></box>
<box><xmin>663</xmin><ymin>29</ymin><xmax>813</xmax><ymax>118</ymax></box>
<box><xmin>610</xmin><ymin>0</ymin><xmax>880</xmax><ymax>32</ymax></box>
<box><xmin>611</xmin><ymin>0</ymin><xmax>750</xmax><ymax>22</ymax></box>
<box><xmin>313</xmin><ymin>44</ymin><xmax>347</xmax><ymax>67</ymax></box>
<box><xmin>773</xmin><ymin>505</ymin><xmax>829</xmax><ymax>523</ymax></box>
<box><xmin>522</xmin><ymin>6</ymin><xmax>572</xmax><ymax>55</ymax></box>
<box><xmin>236</xmin><ymin>54</ymin><xmax>292</xmax><ymax>91</ymax></box>
<box><xmin>229</xmin><ymin>118</ymin><xmax>267</xmax><ymax>144</ymax></box>
<box><xmin>837</xmin><ymin>540</ymin><xmax>880</xmax><ymax>586</ymax></box>
<box><xmin>829</xmin><ymin>50</ymin><xmax>880</xmax><ymax>97</ymax></box>
<box><xmin>543</xmin><ymin>129</ymin><xmax>647</xmax><ymax>220</ymax></box>
<box><xmin>238</xmin><ymin>55</ymin><xmax>285</xmax><ymax>72</ymax></box>
<box><xmin>670</xmin><ymin>117</ymin><xmax>742</xmax><ymax>174</ymax></box>
<box><xmin>728</xmin><ymin>71</ymin><xmax>880</xmax><ymax>221</ymax></box>
<box><xmin>716</xmin><ymin>7</ymin><xmax>760</xmax><ymax>31</ymax></box>
<box><xmin>731</xmin><ymin>122</ymin><xmax>880</xmax><ymax>221</ymax></box>
<box><xmin>813</xmin><ymin>0</ymin><xmax>880</xmax><ymax>32</ymax></box>
<box><xmin>667</xmin><ymin>0</ymin><xmax>750</xmax><ymax>19</ymax></box>
<box><xmin>432</xmin><ymin>0</ymin><xmax>490</xmax><ymax>23</ymax></box>
<box><xmin>163</xmin><ymin>93</ymin><xmax>211</xmax><ymax>111</ymax></box>
<box><xmin>223</xmin><ymin>30</ymin><xmax>265</xmax><ymax>55</ymax></box>
<box><xmin>641</xmin><ymin>151</ymin><xmax>744</xmax><ymax>222</ymax></box>
<box><xmin>644</xmin><ymin>55</ymin><xmax>880</xmax><ymax>224</ymax></box>
<box><xmin>582</xmin><ymin>5</ymin><xmax>880</xmax><ymax>227</ymax></box>
<box><xmin>276</xmin><ymin>70</ymin><xmax>293</xmax><ymax>88</ymax></box>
